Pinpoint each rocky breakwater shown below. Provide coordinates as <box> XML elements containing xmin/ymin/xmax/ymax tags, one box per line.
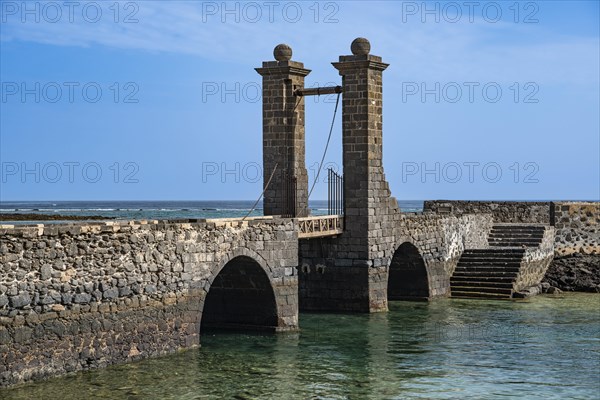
<box><xmin>542</xmin><ymin>254</ymin><xmax>600</xmax><ymax>293</ymax></box>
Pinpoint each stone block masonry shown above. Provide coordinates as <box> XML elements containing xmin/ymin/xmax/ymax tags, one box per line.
<box><xmin>423</xmin><ymin>200</ymin><xmax>600</xmax><ymax>257</ymax></box>
<box><xmin>552</xmin><ymin>202</ymin><xmax>599</xmax><ymax>256</ymax></box>
<box><xmin>2</xmin><ymin>37</ymin><xmax>595</xmax><ymax>388</ymax></box>
<box><xmin>423</xmin><ymin>201</ymin><xmax>551</xmax><ymax>224</ymax></box>
<box><xmin>299</xmin><ymin>213</ymin><xmax>494</xmax><ymax>312</ymax></box>
<box><xmin>545</xmin><ymin>202</ymin><xmax>600</xmax><ymax>292</ymax></box>
<box><xmin>423</xmin><ymin>200</ymin><xmax>599</xmax><ymax>293</ymax></box>
<box><xmin>285</xmin><ymin>39</ymin><xmax>496</xmax><ymax>312</ymax></box>
<box><xmin>256</xmin><ymin>44</ymin><xmax>310</xmax><ymax>217</ymax></box>
<box><xmin>0</xmin><ymin>217</ymin><xmax>299</xmax><ymax>387</ymax></box>
<box><xmin>516</xmin><ymin>225</ymin><xmax>556</xmax><ymax>292</ymax></box>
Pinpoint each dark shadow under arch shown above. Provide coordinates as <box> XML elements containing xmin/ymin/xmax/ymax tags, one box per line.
<box><xmin>201</xmin><ymin>256</ymin><xmax>278</xmax><ymax>331</ymax></box>
<box><xmin>388</xmin><ymin>242</ymin><xmax>430</xmax><ymax>301</ymax></box>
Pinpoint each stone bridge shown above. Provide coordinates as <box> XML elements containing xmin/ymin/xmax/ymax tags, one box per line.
<box><xmin>0</xmin><ymin>211</ymin><xmax>496</xmax><ymax>386</ymax></box>
<box><xmin>0</xmin><ymin>38</ymin><xmax>564</xmax><ymax>386</ymax></box>
<box><xmin>0</xmin><ymin>207</ymin><xmax>510</xmax><ymax>386</ymax></box>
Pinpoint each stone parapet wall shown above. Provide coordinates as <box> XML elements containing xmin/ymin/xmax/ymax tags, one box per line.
<box><xmin>514</xmin><ymin>225</ymin><xmax>555</xmax><ymax>292</ymax></box>
<box><xmin>552</xmin><ymin>202</ymin><xmax>599</xmax><ymax>256</ymax></box>
<box><xmin>424</xmin><ymin>200</ymin><xmax>600</xmax><ymax>258</ymax></box>
<box><xmin>0</xmin><ymin>217</ymin><xmax>299</xmax><ymax>387</ymax></box>
<box><xmin>423</xmin><ymin>200</ymin><xmax>551</xmax><ymax>223</ymax></box>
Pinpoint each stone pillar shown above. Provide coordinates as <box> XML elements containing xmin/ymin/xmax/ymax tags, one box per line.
<box><xmin>298</xmin><ymin>38</ymin><xmax>400</xmax><ymax>313</ymax></box>
<box><xmin>332</xmin><ymin>37</ymin><xmax>397</xmax><ymax>259</ymax></box>
<box><xmin>256</xmin><ymin>44</ymin><xmax>310</xmax><ymax>217</ymax></box>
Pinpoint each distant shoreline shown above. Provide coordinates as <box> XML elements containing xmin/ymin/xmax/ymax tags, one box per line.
<box><xmin>0</xmin><ymin>213</ymin><xmax>115</xmax><ymax>221</ymax></box>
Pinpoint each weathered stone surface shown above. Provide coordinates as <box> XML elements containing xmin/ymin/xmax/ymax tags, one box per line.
<box><xmin>300</xmin><ymin>212</ymin><xmax>494</xmax><ymax>311</ymax></box>
<box><xmin>424</xmin><ymin>200</ymin><xmax>552</xmax><ymax>223</ymax></box>
<box><xmin>9</xmin><ymin>294</ymin><xmax>31</xmax><ymax>309</ymax></box>
<box><xmin>542</xmin><ymin>254</ymin><xmax>600</xmax><ymax>292</ymax></box>
<box><xmin>0</xmin><ymin>217</ymin><xmax>299</xmax><ymax>387</ymax></box>
<box><xmin>295</xmin><ymin>41</ymin><xmax>497</xmax><ymax>312</ymax></box>
<box><xmin>424</xmin><ymin>201</ymin><xmax>599</xmax><ymax>258</ymax></box>
<box><xmin>103</xmin><ymin>288</ymin><xmax>119</xmax><ymax>300</ymax></box>
<box><xmin>73</xmin><ymin>293</ymin><xmax>92</xmax><ymax>304</ymax></box>
<box><xmin>40</xmin><ymin>264</ymin><xmax>52</xmax><ymax>280</ymax></box>
<box><xmin>551</xmin><ymin>202</ymin><xmax>599</xmax><ymax>256</ymax></box>
<box><xmin>514</xmin><ymin>225</ymin><xmax>556</xmax><ymax>292</ymax></box>
<box><xmin>256</xmin><ymin>50</ymin><xmax>310</xmax><ymax>217</ymax></box>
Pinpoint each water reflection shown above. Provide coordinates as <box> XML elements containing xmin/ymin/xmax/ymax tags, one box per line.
<box><xmin>3</xmin><ymin>294</ymin><xmax>599</xmax><ymax>399</ymax></box>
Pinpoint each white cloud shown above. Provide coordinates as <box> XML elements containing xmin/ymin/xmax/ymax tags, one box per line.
<box><xmin>2</xmin><ymin>1</ymin><xmax>598</xmax><ymax>85</ymax></box>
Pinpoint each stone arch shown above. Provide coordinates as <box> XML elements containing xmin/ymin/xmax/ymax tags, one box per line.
<box><xmin>387</xmin><ymin>241</ymin><xmax>430</xmax><ymax>301</ymax></box>
<box><xmin>201</xmin><ymin>248</ymin><xmax>279</xmax><ymax>331</ymax></box>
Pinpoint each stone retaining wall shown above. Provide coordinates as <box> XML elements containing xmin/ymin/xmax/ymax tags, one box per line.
<box><xmin>0</xmin><ymin>217</ymin><xmax>298</xmax><ymax>387</ymax></box>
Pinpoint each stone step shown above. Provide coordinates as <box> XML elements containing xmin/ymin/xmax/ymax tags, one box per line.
<box><xmin>456</xmin><ymin>261</ymin><xmax>522</xmax><ymax>266</ymax></box>
<box><xmin>460</xmin><ymin>254</ymin><xmax>524</xmax><ymax>259</ymax></box>
<box><xmin>489</xmin><ymin>231</ymin><xmax>544</xmax><ymax>236</ymax></box>
<box><xmin>452</xmin><ymin>278</ymin><xmax>518</xmax><ymax>285</ymax></box>
<box><xmin>488</xmin><ymin>236</ymin><xmax>542</xmax><ymax>241</ymax></box>
<box><xmin>463</xmin><ymin>248</ymin><xmax>525</xmax><ymax>254</ymax></box>
<box><xmin>458</xmin><ymin>258</ymin><xmax>524</xmax><ymax>263</ymax></box>
<box><xmin>457</xmin><ymin>258</ymin><xmax>521</xmax><ymax>267</ymax></box>
<box><xmin>460</xmin><ymin>253</ymin><xmax>523</xmax><ymax>257</ymax></box>
<box><xmin>491</xmin><ymin>224</ymin><xmax>546</xmax><ymax>229</ymax></box>
<box><xmin>448</xmin><ymin>224</ymin><xmax>545</xmax><ymax>301</ymax></box>
<box><xmin>488</xmin><ymin>239</ymin><xmax>543</xmax><ymax>243</ymax></box>
<box><xmin>454</xmin><ymin>273</ymin><xmax>519</xmax><ymax>278</ymax></box>
<box><xmin>488</xmin><ymin>238</ymin><xmax>542</xmax><ymax>242</ymax></box>
<box><xmin>452</xmin><ymin>271</ymin><xmax>519</xmax><ymax>278</ymax></box>
<box><xmin>454</xmin><ymin>267</ymin><xmax>521</xmax><ymax>273</ymax></box>
<box><xmin>488</xmin><ymin>243</ymin><xmax>541</xmax><ymax>247</ymax></box>
<box><xmin>490</xmin><ymin>227</ymin><xmax>545</xmax><ymax>232</ymax></box>
<box><xmin>488</xmin><ymin>243</ymin><xmax>537</xmax><ymax>248</ymax></box>
<box><xmin>450</xmin><ymin>290</ymin><xmax>512</xmax><ymax>299</ymax></box>
<box><xmin>490</xmin><ymin>233</ymin><xmax>544</xmax><ymax>237</ymax></box>
<box><xmin>491</xmin><ymin>225</ymin><xmax>545</xmax><ymax>229</ymax></box>
<box><xmin>449</xmin><ymin>279</ymin><xmax>514</xmax><ymax>288</ymax></box>
<box><xmin>489</xmin><ymin>232</ymin><xmax>543</xmax><ymax>236</ymax></box>
<box><xmin>452</xmin><ymin>275</ymin><xmax>516</xmax><ymax>281</ymax></box>
<box><xmin>451</xmin><ymin>285</ymin><xmax>513</xmax><ymax>295</ymax></box>
<box><xmin>456</xmin><ymin>268</ymin><xmax>521</xmax><ymax>272</ymax></box>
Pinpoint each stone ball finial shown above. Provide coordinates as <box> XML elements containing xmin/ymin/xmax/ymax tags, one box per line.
<box><xmin>351</xmin><ymin>37</ymin><xmax>370</xmax><ymax>55</ymax></box>
<box><xmin>274</xmin><ymin>44</ymin><xmax>292</xmax><ymax>61</ymax></box>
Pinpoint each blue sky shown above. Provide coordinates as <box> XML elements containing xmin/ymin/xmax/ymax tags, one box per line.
<box><xmin>1</xmin><ymin>0</ymin><xmax>598</xmax><ymax>201</ymax></box>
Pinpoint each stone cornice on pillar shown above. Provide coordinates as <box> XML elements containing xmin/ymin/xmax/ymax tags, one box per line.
<box><xmin>255</xmin><ymin>61</ymin><xmax>311</xmax><ymax>77</ymax></box>
<box><xmin>332</xmin><ymin>54</ymin><xmax>389</xmax><ymax>73</ymax></box>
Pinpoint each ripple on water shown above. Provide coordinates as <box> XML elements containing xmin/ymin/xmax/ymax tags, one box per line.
<box><xmin>2</xmin><ymin>293</ymin><xmax>599</xmax><ymax>400</ymax></box>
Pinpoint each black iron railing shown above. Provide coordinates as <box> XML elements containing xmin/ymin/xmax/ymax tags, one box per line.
<box><xmin>328</xmin><ymin>168</ymin><xmax>344</xmax><ymax>215</ymax></box>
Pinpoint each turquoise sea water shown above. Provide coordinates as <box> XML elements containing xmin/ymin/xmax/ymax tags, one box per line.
<box><xmin>3</xmin><ymin>293</ymin><xmax>599</xmax><ymax>399</ymax></box>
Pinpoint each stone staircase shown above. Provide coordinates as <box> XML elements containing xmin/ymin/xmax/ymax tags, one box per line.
<box><xmin>451</xmin><ymin>224</ymin><xmax>548</xmax><ymax>299</ymax></box>
<box><xmin>487</xmin><ymin>224</ymin><xmax>545</xmax><ymax>248</ymax></box>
